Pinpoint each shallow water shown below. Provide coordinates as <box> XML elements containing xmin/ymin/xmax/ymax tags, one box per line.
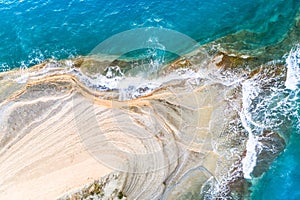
<box><xmin>250</xmin><ymin>47</ymin><xmax>300</xmax><ymax>200</ymax></box>
<box><xmin>251</xmin><ymin>131</ymin><xmax>300</xmax><ymax>200</ymax></box>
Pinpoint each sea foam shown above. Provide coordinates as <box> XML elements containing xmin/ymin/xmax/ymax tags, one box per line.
<box><xmin>241</xmin><ymin>79</ymin><xmax>261</xmax><ymax>179</ymax></box>
<box><xmin>285</xmin><ymin>45</ymin><xmax>300</xmax><ymax>91</ymax></box>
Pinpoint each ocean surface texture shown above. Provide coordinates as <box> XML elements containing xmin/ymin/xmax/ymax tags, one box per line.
<box><xmin>0</xmin><ymin>0</ymin><xmax>298</xmax><ymax>70</ymax></box>
<box><xmin>0</xmin><ymin>0</ymin><xmax>299</xmax><ymax>199</ymax></box>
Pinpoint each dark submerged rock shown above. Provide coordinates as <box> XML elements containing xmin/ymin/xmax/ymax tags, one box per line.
<box><xmin>252</xmin><ymin>130</ymin><xmax>286</xmax><ymax>178</ymax></box>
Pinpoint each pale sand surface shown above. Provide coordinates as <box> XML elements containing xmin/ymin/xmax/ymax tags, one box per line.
<box><xmin>0</xmin><ymin>54</ymin><xmax>246</xmax><ymax>199</ymax></box>
<box><xmin>0</xmin><ymin>94</ymin><xmax>112</xmax><ymax>199</ymax></box>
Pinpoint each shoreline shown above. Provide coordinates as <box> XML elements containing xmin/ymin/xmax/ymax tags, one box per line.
<box><xmin>0</xmin><ymin>20</ymin><xmax>297</xmax><ymax>199</ymax></box>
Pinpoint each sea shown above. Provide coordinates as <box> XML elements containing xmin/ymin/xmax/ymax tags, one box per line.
<box><xmin>0</xmin><ymin>0</ymin><xmax>299</xmax><ymax>199</ymax></box>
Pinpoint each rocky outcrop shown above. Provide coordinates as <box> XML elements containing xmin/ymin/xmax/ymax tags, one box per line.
<box><xmin>0</xmin><ymin>53</ymin><xmax>248</xmax><ymax>199</ymax></box>
<box><xmin>0</xmin><ymin>45</ymin><xmax>289</xmax><ymax>199</ymax></box>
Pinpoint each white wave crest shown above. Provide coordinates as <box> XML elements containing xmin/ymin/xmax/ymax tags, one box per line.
<box><xmin>241</xmin><ymin>79</ymin><xmax>261</xmax><ymax>179</ymax></box>
<box><xmin>285</xmin><ymin>45</ymin><xmax>300</xmax><ymax>90</ymax></box>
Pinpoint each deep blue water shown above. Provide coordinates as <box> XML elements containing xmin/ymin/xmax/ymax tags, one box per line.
<box><xmin>0</xmin><ymin>0</ymin><xmax>299</xmax><ymax>70</ymax></box>
<box><xmin>0</xmin><ymin>0</ymin><xmax>299</xmax><ymax>199</ymax></box>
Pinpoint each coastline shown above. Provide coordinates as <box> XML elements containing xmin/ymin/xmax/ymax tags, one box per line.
<box><xmin>0</xmin><ymin>15</ymin><xmax>299</xmax><ymax>199</ymax></box>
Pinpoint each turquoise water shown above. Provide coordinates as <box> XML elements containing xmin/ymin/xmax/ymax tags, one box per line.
<box><xmin>0</xmin><ymin>0</ymin><xmax>300</xmax><ymax>199</ymax></box>
<box><xmin>246</xmin><ymin>46</ymin><xmax>300</xmax><ymax>199</ymax></box>
<box><xmin>251</xmin><ymin>130</ymin><xmax>300</xmax><ymax>200</ymax></box>
<box><xmin>0</xmin><ymin>0</ymin><xmax>299</xmax><ymax>70</ymax></box>
<box><xmin>251</xmin><ymin>88</ymin><xmax>300</xmax><ymax>199</ymax></box>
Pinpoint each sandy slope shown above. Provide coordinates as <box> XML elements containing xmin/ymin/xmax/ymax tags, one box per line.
<box><xmin>0</xmin><ymin>55</ymin><xmax>246</xmax><ymax>199</ymax></box>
